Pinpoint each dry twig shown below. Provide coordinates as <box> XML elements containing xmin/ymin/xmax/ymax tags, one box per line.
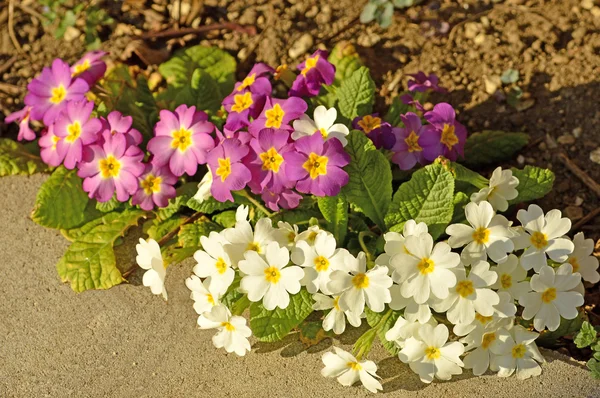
<box><xmin>7</xmin><ymin>0</ymin><xmax>23</xmax><ymax>53</ymax></box>
<box><xmin>137</xmin><ymin>22</ymin><xmax>256</xmax><ymax>40</ymax></box>
<box><xmin>557</xmin><ymin>152</ymin><xmax>600</xmax><ymax>198</ymax></box>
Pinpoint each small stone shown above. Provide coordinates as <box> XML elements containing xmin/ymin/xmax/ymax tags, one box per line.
<box><xmin>538</xmin><ymin>142</ymin><xmax>547</xmax><ymax>151</ymax></box>
<box><xmin>239</xmin><ymin>9</ymin><xmax>257</xmax><ymax>25</ymax></box>
<box><xmin>63</xmin><ymin>26</ymin><xmax>81</xmax><ymax>42</ymax></box>
<box><xmin>515</xmin><ymin>98</ymin><xmax>536</xmax><ymax>112</ymax></box>
<box><xmin>305</xmin><ymin>5</ymin><xmax>318</xmax><ymax>18</ymax></box>
<box><xmin>572</xmin><ymin>127</ymin><xmax>583</xmax><ymax>138</ymax></box>
<box><xmin>557</xmin><ymin>134</ymin><xmax>576</xmax><ymax>145</ymax></box>
<box><xmin>591</xmin><ymin>6</ymin><xmax>600</xmax><ymax>17</ymax></box>
<box><xmin>316</xmin><ymin>5</ymin><xmax>332</xmax><ymax>24</ymax></box>
<box><xmin>484</xmin><ymin>76</ymin><xmax>501</xmax><ymax>94</ymax></box>
<box><xmin>590</xmin><ymin>148</ymin><xmax>600</xmax><ymax>164</ymax></box>
<box><xmin>546</xmin><ymin>134</ymin><xmax>558</xmax><ymax>149</ymax></box>
<box><xmin>357</xmin><ymin>32</ymin><xmax>381</xmax><ymax>47</ymax></box>
<box><xmin>565</xmin><ymin>206</ymin><xmax>583</xmax><ymax>220</ymax></box>
<box><xmin>464</xmin><ymin>22</ymin><xmax>480</xmax><ymax>39</ymax></box>
<box><xmin>288</xmin><ymin>33</ymin><xmax>313</xmax><ymax>59</ymax></box>
<box><xmin>474</xmin><ymin>33</ymin><xmax>487</xmax><ymax>45</ymax></box>
<box><xmin>517</xmin><ymin>155</ymin><xmax>525</xmax><ymax>165</ymax></box>
<box><xmin>581</xmin><ymin>0</ymin><xmax>594</xmax><ymax>10</ymax></box>
<box><xmin>575</xmin><ymin>196</ymin><xmax>584</xmax><ymax>206</ymax></box>
<box><xmin>552</xmin><ymin>54</ymin><xmax>570</xmax><ymax>64</ymax></box>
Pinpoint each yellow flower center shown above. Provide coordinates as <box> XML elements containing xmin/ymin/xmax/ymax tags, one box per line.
<box><xmin>314</xmin><ymin>255</ymin><xmax>330</xmax><ymax>272</ymax></box>
<box><xmin>50</xmin><ymin>84</ymin><xmax>67</xmax><ymax>104</ymax></box>
<box><xmin>171</xmin><ymin>127</ymin><xmax>193</xmax><ymax>152</ymax></box>
<box><xmin>216</xmin><ymin>157</ymin><xmax>232</xmax><ymax>182</ymax></box>
<box><xmin>264</xmin><ymin>266</ymin><xmax>281</xmax><ymax>284</ymax></box>
<box><xmin>231</xmin><ymin>92</ymin><xmax>254</xmax><ymax>113</ymax></box>
<box><xmin>568</xmin><ymin>256</ymin><xmax>580</xmax><ymax>273</ymax></box>
<box><xmin>307</xmin><ymin>231</ymin><xmax>318</xmax><ymax>243</ymax></box>
<box><xmin>404</xmin><ymin>131</ymin><xmax>423</xmax><ymax>153</ymax></box>
<box><xmin>73</xmin><ymin>59</ymin><xmax>91</xmax><ymax>76</ymax></box>
<box><xmin>500</xmin><ymin>273</ymin><xmax>512</xmax><ymax>289</ymax></box>
<box><xmin>472</xmin><ymin>227</ymin><xmax>490</xmax><ymax>245</ymax></box>
<box><xmin>215</xmin><ymin>257</ymin><xmax>228</xmax><ymax>274</ymax></box>
<box><xmin>425</xmin><ymin>346</ymin><xmax>441</xmax><ymax>360</ymax></box>
<box><xmin>530</xmin><ymin>231</ymin><xmax>548</xmax><ymax>250</ymax></box>
<box><xmin>260</xmin><ymin>147</ymin><xmax>284</xmax><ymax>172</ymax></box>
<box><xmin>221</xmin><ymin>322</ymin><xmax>235</xmax><ymax>332</ymax></box>
<box><xmin>99</xmin><ymin>156</ymin><xmax>121</xmax><ymax>179</ymax></box>
<box><xmin>316</xmin><ymin>127</ymin><xmax>328</xmax><ymax>139</ymax></box>
<box><xmin>475</xmin><ymin>313</ymin><xmax>493</xmax><ymax>325</ymax></box>
<box><xmin>237</xmin><ymin>73</ymin><xmax>256</xmax><ymax>91</ymax></box>
<box><xmin>417</xmin><ymin>258</ymin><xmax>435</xmax><ymax>275</ymax></box>
<box><xmin>301</xmin><ymin>55</ymin><xmax>319</xmax><ymax>76</ymax></box>
<box><xmin>333</xmin><ymin>296</ymin><xmax>341</xmax><ymax>311</ymax></box>
<box><xmin>65</xmin><ymin>121</ymin><xmax>82</xmax><ymax>143</ymax></box>
<box><xmin>287</xmin><ymin>231</ymin><xmax>296</xmax><ymax>243</ymax></box>
<box><xmin>207</xmin><ymin>293</ymin><xmax>215</xmax><ymax>305</ymax></box>
<box><xmin>440</xmin><ymin>123</ymin><xmax>459</xmax><ymax>150</ymax></box>
<box><xmin>347</xmin><ymin>361</ymin><xmax>362</xmax><ymax>371</ymax></box>
<box><xmin>265</xmin><ymin>104</ymin><xmax>285</xmax><ymax>128</ymax></box>
<box><xmin>51</xmin><ymin>135</ymin><xmax>60</xmax><ymax>150</ymax></box>
<box><xmin>246</xmin><ymin>242</ymin><xmax>262</xmax><ymax>253</ymax></box>
<box><xmin>140</xmin><ymin>174</ymin><xmax>162</xmax><ymax>195</ymax></box>
<box><xmin>456</xmin><ymin>280</ymin><xmax>475</xmax><ymax>298</ymax></box>
<box><xmin>302</xmin><ymin>152</ymin><xmax>328</xmax><ymax>179</ymax></box>
<box><xmin>352</xmin><ymin>273</ymin><xmax>370</xmax><ymax>289</ymax></box>
<box><xmin>481</xmin><ymin>332</ymin><xmax>496</xmax><ymax>349</ymax></box>
<box><xmin>541</xmin><ymin>287</ymin><xmax>557</xmax><ymax>303</ymax></box>
<box><xmin>358</xmin><ymin>115</ymin><xmax>381</xmax><ymax>133</ymax></box>
<box><xmin>511</xmin><ymin>343</ymin><xmax>526</xmax><ymax>359</ymax></box>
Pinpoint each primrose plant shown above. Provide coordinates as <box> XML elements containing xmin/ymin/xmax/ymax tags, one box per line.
<box><xmin>3</xmin><ymin>42</ymin><xmax>597</xmax><ymax>393</ymax></box>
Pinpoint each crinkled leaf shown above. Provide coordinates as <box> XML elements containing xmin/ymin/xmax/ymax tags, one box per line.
<box><xmin>221</xmin><ymin>275</ymin><xmax>243</xmax><ymax>309</ymax></box>
<box><xmin>171</xmin><ymin>69</ymin><xmax>223</xmax><ymax>113</ymax></box>
<box><xmin>298</xmin><ymin>321</ymin><xmax>331</xmax><ymax>347</ymax></box>
<box><xmin>329</xmin><ymin>42</ymin><xmax>363</xmax><ymax>86</ymax></box>
<box><xmin>177</xmin><ymin>218</ymin><xmax>222</xmax><ymax>249</ymax></box>
<box><xmin>213</xmin><ymin>210</ymin><xmax>237</xmax><ymax>229</ymax></box>
<box><xmin>574</xmin><ymin>321</ymin><xmax>598</xmax><ymax>349</ymax></box>
<box><xmin>501</xmin><ymin>69</ymin><xmax>520</xmax><ymax>84</ymax></box>
<box><xmin>509</xmin><ymin>166</ymin><xmax>555</xmax><ymax>204</ymax></box>
<box><xmin>186</xmin><ymin>194</ymin><xmax>247</xmax><ymax>215</ymax></box>
<box><xmin>318</xmin><ymin>194</ymin><xmax>348</xmax><ymax>244</ymax></box>
<box><xmin>450</xmin><ymin>161</ymin><xmax>489</xmax><ymax>189</ymax></box>
<box><xmin>342</xmin><ymin>130</ymin><xmax>392</xmax><ymax>230</ymax></box>
<box><xmin>31</xmin><ymin>166</ymin><xmax>90</xmax><ymax>229</ymax></box>
<box><xmin>337</xmin><ymin>67</ymin><xmax>376</xmax><ymax>122</ymax></box>
<box><xmin>451</xmin><ymin>191</ymin><xmax>470</xmax><ymax>224</ymax></box>
<box><xmin>144</xmin><ymin>216</ymin><xmax>186</xmax><ymax>241</ymax></box>
<box><xmin>0</xmin><ymin>138</ymin><xmax>48</xmax><ymax>176</ymax></box>
<box><xmin>56</xmin><ymin>209</ymin><xmax>145</xmax><ymax>292</ymax></box>
<box><xmin>588</xmin><ymin>358</ymin><xmax>600</xmax><ymax>380</ymax></box>
<box><xmin>463</xmin><ymin>131</ymin><xmax>529</xmax><ymax>168</ymax></box>
<box><xmin>250</xmin><ymin>289</ymin><xmax>314</xmax><ymax>342</ymax></box>
<box><xmin>385</xmin><ymin>162</ymin><xmax>455</xmax><ymax>239</ymax></box>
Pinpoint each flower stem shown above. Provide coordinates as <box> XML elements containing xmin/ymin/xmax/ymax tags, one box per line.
<box><xmin>238</xmin><ymin>189</ymin><xmax>274</xmax><ymax>217</ymax></box>
<box><xmin>358</xmin><ymin>231</ymin><xmax>376</xmax><ymax>262</ymax></box>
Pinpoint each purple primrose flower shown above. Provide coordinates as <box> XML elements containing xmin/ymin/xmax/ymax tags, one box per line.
<box><xmin>70</xmin><ymin>50</ymin><xmax>108</xmax><ymax>87</ymax></box>
<box><xmin>249</xmin><ymin>97</ymin><xmax>308</xmax><ymax>136</ymax></box>
<box><xmin>206</xmin><ymin>138</ymin><xmax>252</xmax><ymax>203</ymax></box>
<box><xmin>5</xmin><ymin>106</ymin><xmax>36</xmax><ymax>141</ymax></box>
<box><xmin>289</xmin><ymin>50</ymin><xmax>335</xmax><ymax>97</ymax></box>
<box><xmin>422</xmin><ymin>103</ymin><xmax>467</xmax><ymax>161</ymax></box>
<box><xmin>132</xmin><ymin>164</ymin><xmax>178</xmax><ymax>211</ymax></box>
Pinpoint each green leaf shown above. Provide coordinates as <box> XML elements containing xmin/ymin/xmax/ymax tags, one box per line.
<box><xmin>337</xmin><ymin>67</ymin><xmax>376</xmax><ymax>122</ymax></box>
<box><xmin>213</xmin><ymin>210</ymin><xmax>237</xmax><ymax>229</ymax></box>
<box><xmin>587</xmin><ymin>358</ymin><xmax>600</xmax><ymax>380</ymax></box>
<box><xmin>31</xmin><ymin>166</ymin><xmax>90</xmax><ymax>229</ymax></box>
<box><xmin>451</xmin><ymin>192</ymin><xmax>470</xmax><ymax>224</ymax></box>
<box><xmin>55</xmin><ymin>10</ymin><xmax>76</xmax><ymax>38</ymax></box>
<box><xmin>463</xmin><ymin>131</ymin><xmax>529</xmax><ymax>168</ymax></box>
<box><xmin>365</xmin><ymin>308</ymin><xmax>402</xmax><ymax>355</ymax></box>
<box><xmin>56</xmin><ymin>209</ymin><xmax>145</xmax><ymax>292</ymax></box>
<box><xmin>509</xmin><ymin>166</ymin><xmax>555</xmax><ymax>204</ymax></box>
<box><xmin>177</xmin><ymin>218</ymin><xmax>222</xmax><ymax>249</ymax></box>
<box><xmin>158</xmin><ymin>45</ymin><xmax>236</xmax><ymax>94</ymax></box>
<box><xmin>342</xmin><ymin>131</ymin><xmax>392</xmax><ymax>230</ymax></box>
<box><xmin>450</xmin><ymin>162</ymin><xmax>489</xmax><ymax>189</ymax></box>
<box><xmin>172</xmin><ymin>69</ymin><xmax>223</xmax><ymax>113</ymax></box>
<box><xmin>249</xmin><ymin>289</ymin><xmax>314</xmax><ymax>342</ymax></box>
<box><xmin>328</xmin><ymin>42</ymin><xmax>363</xmax><ymax>86</ymax></box>
<box><xmin>384</xmin><ymin>94</ymin><xmax>411</xmax><ymax>127</ymax></box>
<box><xmin>318</xmin><ymin>194</ymin><xmax>348</xmax><ymax>244</ymax></box>
<box><xmin>501</xmin><ymin>69</ymin><xmax>520</xmax><ymax>84</ymax></box>
<box><xmin>385</xmin><ymin>162</ymin><xmax>455</xmax><ymax>239</ymax></box>
<box><xmin>221</xmin><ymin>275</ymin><xmax>243</xmax><ymax>309</ymax></box>
<box><xmin>145</xmin><ymin>216</ymin><xmax>185</xmax><ymax>241</ymax></box>
<box><xmin>95</xmin><ymin>197</ymin><xmax>122</xmax><ymax>213</ymax></box>
<box><xmin>186</xmin><ymin>195</ymin><xmax>240</xmax><ymax>214</ymax></box>
<box><xmin>0</xmin><ymin>138</ymin><xmax>48</xmax><ymax>176</ymax></box>
<box><xmin>536</xmin><ymin>314</ymin><xmax>584</xmax><ymax>347</ymax></box>
<box><xmin>574</xmin><ymin>321</ymin><xmax>598</xmax><ymax>348</ymax></box>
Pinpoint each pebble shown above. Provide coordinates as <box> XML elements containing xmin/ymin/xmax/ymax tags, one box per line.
<box><xmin>546</xmin><ymin>134</ymin><xmax>558</xmax><ymax>149</ymax></box>
<box><xmin>575</xmin><ymin>196</ymin><xmax>584</xmax><ymax>206</ymax></box>
<box><xmin>464</xmin><ymin>22</ymin><xmax>480</xmax><ymax>39</ymax></box>
<box><xmin>63</xmin><ymin>26</ymin><xmax>81</xmax><ymax>42</ymax></box>
<box><xmin>517</xmin><ymin>155</ymin><xmax>525</xmax><ymax>165</ymax></box>
<box><xmin>565</xmin><ymin>206</ymin><xmax>583</xmax><ymax>220</ymax></box>
<box><xmin>572</xmin><ymin>127</ymin><xmax>583</xmax><ymax>138</ymax></box>
<box><xmin>581</xmin><ymin>0</ymin><xmax>594</xmax><ymax>10</ymax></box>
<box><xmin>556</xmin><ymin>180</ymin><xmax>570</xmax><ymax>193</ymax></box>
<box><xmin>239</xmin><ymin>9</ymin><xmax>257</xmax><ymax>25</ymax></box>
<box><xmin>557</xmin><ymin>134</ymin><xmax>576</xmax><ymax>145</ymax></box>
<box><xmin>305</xmin><ymin>5</ymin><xmax>319</xmax><ymax>18</ymax></box>
<box><xmin>288</xmin><ymin>33</ymin><xmax>314</xmax><ymax>59</ymax></box>
<box><xmin>589</xmin><ymin>148</ymin><xmax>600</xmax><ymax>164</ymax></box>
<box><xmin>316</xmin><ymin>5</ymin><xmax>332</xmax><ymax>24</ymax></box>
<box><xmin>357</xmin><ymin>31</ymin><xmax>381</xmax><ymax>47</ymax></box>
<box><xmin>484</xmin><ymin>76</ymin><xmax>501</xmax><ymax>94</ymax></box>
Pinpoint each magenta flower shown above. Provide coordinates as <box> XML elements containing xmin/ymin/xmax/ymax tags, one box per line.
<box><xmin>222</xmin><ymin>89</ymin><xmax>266</xmax><ymax>132</ymax></box>
<box><xmin>422</xmin><ymin>103</ymin><xmax>467</xmax><ymax>161</ymax></box>
<box><xmin>5</xmin><ymin>106</ymin><xmax>36</xmax><ymax>141</ymax></box>
<box><xmin>70</xmin><ymin>50</ymin><xmax>108</xmax><ymax>87</ymax></box>
<box><xmin>53</xmin><ymin>100</ymin><xmax>102</xmax><ymax>169</ymax></box>
<box><xmin>232</xmin><ymin>63</ymin><xmax>273</xmax><ymax>97</ymax></box>
<box><xmin>352</xmin><ymin>114</ymin><xmax>396</xmax><ymax>150</ymax></box>
<box><xmin>247</xmin><ymin>128</ymin><xmax>295</xmax><ymax>194</ymax></box>
<box><xmin>262</xmin><ymin>188</ymin><xmax>302</xmax><ymax>212</ymax></box>
<box><xmin>78</xmin><ymin>132</ymin><xmax>145</xmax><ymax>202</ymax></box>
<box><xmin>390</xmin><ymin>112</ymin><xmax>434</xmax><ymax>170</ymax></box>
<box><xmin>407</xmin><ymin>72</ymin><xmax>446</xmax><ymax>93</ymax></box>
<box><xmin>215</xmin><ymin>127</ymin><xmax>252</xmax><ymax>146</ymax></box>
<box><xmin>132</xmin><ymin>164</ymin><xmax>177</xmax><ymax>211</ymax></box>
<box><xmin>148</xmin><ymin>105</ymin><xmax>215</xmax><ymax>177</ymax></box>
<box><xmin>289</xmin><ymin>50</ymin><xmax>335</xmax><ymax>97</ymax></box>
<box><xmin>24</xmin><ymin>59</ymin><xmax>89</xmax><ymax>125</ymax></box>
<box><xmin>39</xmin><ymin>125</ymin><xmax>65</xmax><ymax>167</ymax></box>
<box><xmin>206</xmin><ymin>138</ymin><xmax>252</xmax><ymax>202</ymax></box>
<box><xmin>98</xmin><ymin>111</ymin><xmax>143</xmax><ymax>147</ymax></box>
<box><xmin>400</xmin><ymin>93</ymin><xmax>425</xmax><ymax>112</ymax></box>
<box><xmin>284</xmin><ymin>134</ymin><xmax>350</xmax><ymax>197</ymax></box>
<box><xmin>249</xmin><ymin>97</ymin><xmax>307</xmax><ymax>136</ymax></box>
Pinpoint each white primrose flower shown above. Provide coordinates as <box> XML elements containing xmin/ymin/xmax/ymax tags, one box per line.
<box><xmin>197</xmin><ymin>305</ymin><xmax>252</xmax><ymax>356</ymax></box>
<box><xmin>432</xmin><ymin>261</ymin><xmax>499</xmax><ymax>325</ymax></box>
<box><xmin>386</xmin><ymin>314</ymin><xmax>438</xmax><ymax>349</ymax></box>
<box><xmin>321</xmin><ymin>347</ymin><xmax>382</xmax><ymax>393</ymax></box>
<box><xmin>389</xmin><ymin>284</ymin><xmax>433</xmax><ymax>324</ymax></box>
<box><xmin>292</xmin><ymin>105</ymin><xmax>350</xmax><ymax>146</ymax></box>
<box><xmin>398</xmin><ymin>324</ymin><xmax>465</xmax><ymax>383</ymax></box>
<box><xmin>193</xmin><ymin>231</ymin><xmax>235</xmax><ymax>294</ymax></box>
<box><xmin>390</xmin><ymin>233</ymin><xmax>460</xmax><ymax>304</ymax></box>
<box><xmin>313</xmin><ymin>293</ymin><xmax>362</xmax><ymax>335</ymax></box>
<box><xmin>272</xmin><ymin>221</ymin><xmax>299</xmax><ymax>248</ymax></box>
<box><xmin>566</xmin><ymin>232</ymin><xmax>600</xmax><ymax>283</ymax></box>
<box><xmin>519</xmin><ymin>264</ymin><xmax>584</xmax><ymax>332</ymax></box>
<box><xmin>296</xmin><ymin>225</ymin><xmax>332</xmax><ymax>245</ymax></box>
<box><xmin>490</xmin><ymin>254</ymin><xmax>530</xmax><ymax>301</ymax></box>
<box><xmin>494</xmin><ymin>325</ymin><xmax>544</xmax><ymax>379</ymax></box>
<box><xmin>193</xmin><ymin>167</ymin><xmax>213</xmax><ymax>203</ymax></box>
<box><xmin>493</xmin><ymin>291</ymin><xmax>518</xmax><ymax>318</ymax></box>
<box><xmin>135</xmin><ymin>238</ymin><xmax>167</xmax><ymax>300</ymax></box>
<box><xmin>186</xmin><ymin>275</ymin><xmax>222</xmax><ymax>316</ymax></box>
<box><xmin>514</xmin><ymin>204</ymin><xmax>574</xmax><ymax>272</ymax></box>
<box><xmin>454</xmin><ymin>292</ymin><xmax>516</xmax><ymax>339</ymax></box>
<box><xmin>462</xmin><ymin>319</ymin><xmax>512</xmax><ymax>376</ymax></box>
<box><xmin>292</xmin><ymin>231</ymin><xmax>351</xmax><ymax>294</ymax></box>
<box><xmin>235</xmin><ymin>204</ymin><xmax>250</xmax><ymax>223</ymax></box>
<box><xmin>223</xmin><ymin>217</ymin><xmax>278</xmax><ymax>265</ymax></box>
<box><xmin>238</xmin><ymin>242</ymin><xmax>304</xmax><ymax>310</ymax></box>
<box><xmin>446</xmin><ymin>201</ymin><xmax>514</xmax><ymax>265</ymax></box>
<box><xmin>470</xmin><ymin>167</ymin><xmax>519</xmax><ymax>212</ymax></box>
<box><xmin>375</xmin><ymin>220</ymin><xmax>428</xmax><ymax>266</ymax></box>
<box><xmin>328</xmin><ymin>252</ymin><xmax>393</xmax><ymax>315</ymax></box>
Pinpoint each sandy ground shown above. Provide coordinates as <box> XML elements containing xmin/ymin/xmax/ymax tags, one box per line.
<box><xmin>0</xmin><ymin>174</ymin><xmax>599</xmax><ymax>398</ymax></box>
